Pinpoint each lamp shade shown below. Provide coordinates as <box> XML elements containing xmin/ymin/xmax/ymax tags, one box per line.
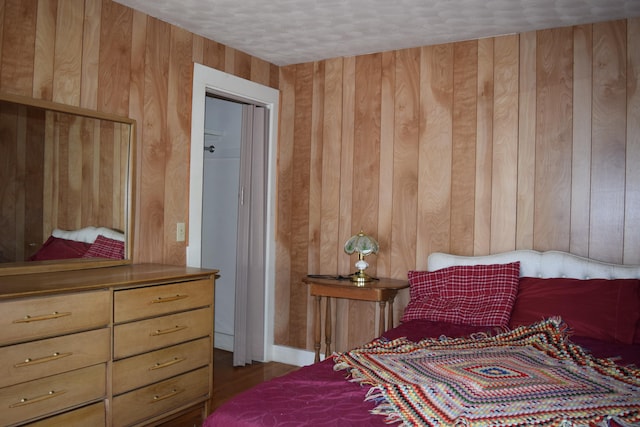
<box><xmin>344</xmin><ymin>231</ymin><xmax>379</xmax><ymax>257</ymax></box>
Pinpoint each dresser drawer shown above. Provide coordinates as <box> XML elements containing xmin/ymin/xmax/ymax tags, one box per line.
<box><xmin>114</xmin><ymin>279</ymin><xmax>213</xmax><ymax>323</ymax></box>
<box><xmin>0</xmin><ymin>291</ymin><xmax>110</xmax><ymax>345</ymax></box>
<box><xmin>113</xmin><ymin>307</ymin><xmax>212</xmax><ymax>359</ymax></box>
<box><xmin>113</xmin><ymin>337</ymin><xmax>211</xmax><ymax>394</ymax></box>
<box><xmin>0</xmin><ymin>328</ymin><xmax>110</xmax><ymax>388</ymax></box>
<box><xmin>25</xmin><ymin>401</ymin><xmax>105</xmax><ymax>426</ymax></box>
<box><xmin>112</xmin><ymin>366</ymin><xmax>210</xmax><ymax>427</ymax></box>
<box><xmin>0</xmin><ymin>363</ymin><xmax>106</xmax><ymax>426</ymax></box>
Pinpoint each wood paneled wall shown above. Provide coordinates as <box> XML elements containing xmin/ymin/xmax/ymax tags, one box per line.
<box><xmin>277</xmin><ymin>19</ymin><xmax>640</xmax><ymax>352</ymax></box>
<box><xmin>0</xmin><ymin>0</ymin><xmax>279</xmax><ymax>265</ymax></box>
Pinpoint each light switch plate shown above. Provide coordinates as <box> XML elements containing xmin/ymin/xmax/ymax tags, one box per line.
<box><xmin>176</xmin><ymin>222</ymin><xmax>186</xmax><ymax>242</ymax></box>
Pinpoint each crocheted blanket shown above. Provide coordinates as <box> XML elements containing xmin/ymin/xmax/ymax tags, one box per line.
<box><xmin>334</xmin><ymin>319</ymin><xmax>640</xmax><ymax>427</ymax></box>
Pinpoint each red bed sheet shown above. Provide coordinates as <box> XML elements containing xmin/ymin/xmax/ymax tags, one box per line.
<box><xmin>204</xmin><ymin>320</ymin><xmax>640</xmax><ymax>427</ymax></box>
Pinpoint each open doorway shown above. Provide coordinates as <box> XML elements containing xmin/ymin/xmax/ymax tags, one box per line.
<box><xmin>187</xmin><ymin>63</ymin><xmax>279</xmax><ymax>365</ymax></box>
<box><xmin>201</xmin><ymin>95</ymin><xmax>242</xmax><ymax>353</ymax></box>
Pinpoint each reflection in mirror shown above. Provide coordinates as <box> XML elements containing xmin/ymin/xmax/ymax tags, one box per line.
<box><xmin>0</xmin><ymin>93</ymin><xmax>134</xmax><ymax>275</ymax></box>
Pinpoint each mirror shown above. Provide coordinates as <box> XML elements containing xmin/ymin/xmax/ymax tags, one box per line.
<box><xmin>0</xmin><ymin>92</ymin><xmax>135</xmax><ymax>276</ymax></box>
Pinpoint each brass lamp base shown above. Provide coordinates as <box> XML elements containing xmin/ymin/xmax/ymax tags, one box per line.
<box><xmin>351</xmin><ymin>270</ymin><xmax>374</xmax><ymax>284</ymax></box>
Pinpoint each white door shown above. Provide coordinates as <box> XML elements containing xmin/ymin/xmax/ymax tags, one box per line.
<box><xmin>201</xmin><ymin>96</ymin><xmax>242</xmax><ymax>353</ymax></box>
<box><xmin>201</xmin><ymin>96</ymin><xmax>267</xmax><ymax>366</ymax></box>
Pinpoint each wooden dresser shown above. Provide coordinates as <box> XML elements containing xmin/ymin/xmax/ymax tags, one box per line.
<box><xmin>0</xmin><ymin>264</ymin><xmax>217</xmax><ymax>427</ymax></box>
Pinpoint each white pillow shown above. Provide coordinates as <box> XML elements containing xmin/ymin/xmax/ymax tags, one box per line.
<box><xmin>52</xmin><ymin>226</ymin><xmax>125</xmax><ymax>243</ymax></box>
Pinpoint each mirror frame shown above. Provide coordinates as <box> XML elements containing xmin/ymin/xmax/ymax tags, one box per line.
<box><xmin>0</xmin><ymin>92</ymin><xmax>136</xmax><ymax>276</ymax></box>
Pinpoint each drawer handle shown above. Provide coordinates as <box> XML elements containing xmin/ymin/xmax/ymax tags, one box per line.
<box><xmin>13</xmin><ymin>311</ymin><xmax>72</xmax><ymax>323</ymax></box>
<box><xmin>149</xmin><ymin>356</ymin><xmax>185</xmax><ymax>371</ymax></box>
<box><xmin>152</xmin><ymin>294</ymin><xmax>188</xmax><ymax>303</ymax></box>
<box><xmin>151</xmin><ymin>325</ymin><xmax>188</xmax><ymax>336</ymax></box>
<box><xmin>151</xmin><ymin>388</ymin><xmax>184</xmax><ymax>403</ymax></box>
<box><xmin>10</xmin><ymin>389</ymin><xmax>67</xmax><ymax>408</ymax></box>
<box><xmin>15</xmin><ymin>352</ymin><xmax>73</xmax><ymax>368</ymax></box>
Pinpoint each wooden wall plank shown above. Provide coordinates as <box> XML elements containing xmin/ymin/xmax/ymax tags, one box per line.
<box><xmin>450</xmin><ymin>41</ymin><xmax>477</xmax><ymax>255</ymax></box>
<box><xmin>80</xmin><ymin>0</ymin><xmax>101</xmax><ymax>110</ymax></box>
<box><xmin>274</xmin><ymin>65</ymin><xmax>295</xmax><ymax>345</ymax></box>
<box><xmin>83</xmin><ymin>118</ymin><xmax>98</xmax><ymax>225</ymax></box>
<box><xmin>590</xmin><ymin>20</ymin><xmax>627</xmax><ymax>263</ymax></box>
<box><xmin>307</xmin><ymin>61</ymin><xmax>324</xmax><ymax>276</ymax></box>
<box><xmin>0</xmin><ymin>103</ymin><xmax>19</xmax><ymax>261</ymax></box>
<box><xmin>224</xmin><ymin>46</ymin><xmax>235</xmax><ymax>75</ymax></box>
<box><xmin>137</xmin><ymin>17</ymin><xmax>170</xmax><ymax>263</ymax></box>
<box><xmin>97</xmin><ymin>0</ymin><xmax>131</xmax><ymax>115</ymax></box>
<box><xmin>570</xmin><ymin>24</ymin><xmax>593</xmax><ymax>257</ymax></box>
<box><xmin>163</xmin><ymin>25</ymin><xmax>192</xmax><ymax>265</ymax></box>
<box><xmin>490</xmin><ymin>35</ymin><xmax>519</xmax><ymax>253</ymax></box>
<box><xmin>191</xmin><ymin>34</ymin><xmax>204</xmax><ymax>65</ymax></box>
<box><xmin>14</xmin><ymin>107</ymin><xmax>26</xmax><ymax>259</ymax></box>
<box><xmin>0</xmin><ymin>0</ymin><xmax>5</xmax><ymax>65</ymax></box>
<box><xmin>1</xmin><ymin>0</ymin><xmax>37</xmax><ymax>96</ymax></box>
<box><xmin>352</xmin><ymin>54</ymin><xmax>381</xmax><ymax>240</ymax></box>
<box><xmin>625</xmin><ymin>18</ymin><xmax>640</xmax><ymax>264</ymax></box>
<box><xmin>319</xmin><ymin>57</ymin><xmax>342</xmax><ymax>275</ymax></box>
<box><xmin>97</xmin><ymin>119</ymin><xmax>114</xmax><ymax>228</ymax></box>
<box><xmin>417</xmin><ymin>44</ymin><xmax>453</xmax><ymax>262</ymax></box>
<box><xmin>516</xmin><ymin>31</ymin><xmax>536</xmax><ymax>250</ymax></box>
<box><xmin>534</xmin><ymin>28</ymin><xmax>573</xmax><ymax>252</ymax></box>
<box><xmin>52</xmin><ymin>0</ymin><xmax>83</xmax><ymax>105</ymax></box>
<box><xmin>33</xmin><ymin>0</ymin><xmax>57</xmax><ymax>100</ymax></box>
<box><xmin>338</xmin><ymin>56</ymin><xmax>355</xmax><ymax>276</ymax></box>
<box><xmin>377</xmin><ymin>51</ymin><xmax>395</xmax><ymax>277</ymax></box>
<box><xmin>250</xmin><ymin>56</ymin><xmax>271</xmax><ymax>87</ymax></box>
<box><xmin>24</xmin><ymin>107</ymin><xmax>45</xmax><ymax>258</ymax></box>
<box><xmin>234</xmin><ymin>50</ymin><xmax>251</xmax><ymax>80</ymax></box>
<box><xmin>202</xmin><ymin>39</ymin><xmax>225</xmax><ymax>71</ymax></box>
<box><xmin>42</xmin><ymin>111</ymin><xmax>54</xmax><ymax>236</ymax></box>
<box><xmin>391</xmin><ymin>48</ymin><xmax>419</xmax><ymax>277</ymax></box>
<box><xmin>474</xmin><ymin>38</ymin><xmax>494</xmax><ymax>255</ymax></box>
<box><xmin>289</xmin><ymin>62</ymin><xmax>313</xmax><ymax>348</ymax></box>
<box><xmin>129</xmin><ymin>9</ymin><xmax>146</xmax><ymax>260</ymax></box>
<box><xmin>270</xmin><ymin>63</ymin><xmax>279</xmax><ymax>89</ymax></box>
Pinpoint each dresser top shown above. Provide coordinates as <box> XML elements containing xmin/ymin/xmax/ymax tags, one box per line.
<box><xmin>0</xmin><ymin>264</ymin><xmax>218</xmax><ymax>300</ymax></box>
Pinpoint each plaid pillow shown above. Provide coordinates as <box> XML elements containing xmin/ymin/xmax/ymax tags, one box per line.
<box><xmin>402</xmin><ymin>262</ymin><xmax>520</xmax><ymax>327</ymax></box>
<box><xmin>82</xmin><ymin>234</ymin><xmax>125</xmax><ymax>259</ymax></box>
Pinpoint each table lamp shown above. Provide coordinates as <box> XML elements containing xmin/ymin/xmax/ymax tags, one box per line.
<box><xmin>344</xmin><ymin>230</ymin><xmax>379</xmax><ymax>283</ymax></box>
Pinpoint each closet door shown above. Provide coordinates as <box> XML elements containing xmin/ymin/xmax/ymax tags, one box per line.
<box><xmin>233</xmin><ymin>105</ymin><xmax>267</xmax><ymax>366</ymax></box>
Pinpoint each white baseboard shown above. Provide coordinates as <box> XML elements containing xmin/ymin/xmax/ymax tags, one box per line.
<box><xmin>214</xmin><ymin>332</ymin><xmax>234</xmax><ymax>352</ymax></box>
<box><xmin>213</xmin><ymin>336</ymin><xmax>321</xmax><ymax>367</ymax></box>
<box><xmin>269</xmin><ymin>345</ymin><xmax>321</xmax><ymax>367</ymax></box>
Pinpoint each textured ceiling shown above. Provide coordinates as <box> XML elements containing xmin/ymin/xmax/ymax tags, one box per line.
<box><xmin>114</xmin><ymin>0</ymin><xmax>640</xmax><ymax>66</ymax></box>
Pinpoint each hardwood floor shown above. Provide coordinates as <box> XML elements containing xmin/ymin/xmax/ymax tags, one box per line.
<box><xmin>159</xmin><ymin>348</ymin><xmax>299</xmax><ymax>426</ymax></box>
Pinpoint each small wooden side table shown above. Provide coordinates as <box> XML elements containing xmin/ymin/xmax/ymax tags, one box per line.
<box><xmin>303</xmin><ymin>276</ymin><xmax>409</xmax><ymax>362</ymax></box>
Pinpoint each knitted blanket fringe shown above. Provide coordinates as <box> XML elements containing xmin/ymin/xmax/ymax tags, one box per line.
<box><xmin>334</xmin><ymin>318</ymin><xmax>640</xmax><ymax>427</ymax></box>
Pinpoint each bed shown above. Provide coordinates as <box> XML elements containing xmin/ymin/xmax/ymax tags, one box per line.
<box><xmin>28</xmin><ymin>226</ymin><xmax>125</xmax><ymax>260</ymax></box>
<box><xmin>204</xmin><ymin>250</ymin><xmax>640</xmax><ymax>426</ymax></box>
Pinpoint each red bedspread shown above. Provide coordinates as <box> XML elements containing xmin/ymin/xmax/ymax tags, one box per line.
<box><xmin>204</xmin><ymin>320</ymin><xmax>640</xmax><ymax>427</ymax></box>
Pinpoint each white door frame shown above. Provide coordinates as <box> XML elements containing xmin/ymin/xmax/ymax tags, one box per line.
<box><xmin>187</xmin><ymin>63</ymin><xmax>278</xmax><ymax>362</ymax></box>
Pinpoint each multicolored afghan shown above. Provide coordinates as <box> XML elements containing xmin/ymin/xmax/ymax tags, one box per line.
<box><xmin>334</xmin><ymin>318</ymin><xmax>640</xmax><ymax>426</ymax></box>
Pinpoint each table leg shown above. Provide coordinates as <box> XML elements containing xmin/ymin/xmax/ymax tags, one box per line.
<box><xmin>314</xmin><ymin>295</ymin><xmax>321</xmax><ymax>363</ymax></box>
<box><xmin>325</xmin><ymin>297</ymin><xmax>332</xmax><ymax>358</ymax></box>
<box><xmin>378</xmin><ymin>300</ymin><xmax>386</xmax><ymax>336</ymax></box>
<box><xmin>387</xmin><ymin>296</ymin><xmax>396</xmax><ymax>330</ymax></box>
